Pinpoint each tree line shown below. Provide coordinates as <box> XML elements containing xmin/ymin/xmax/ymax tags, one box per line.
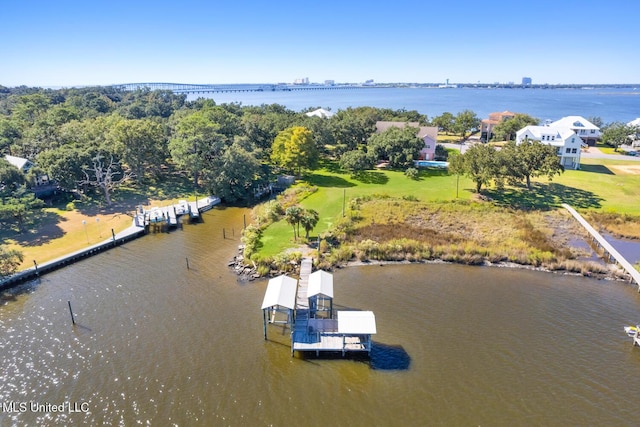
<box><xmin>0</xmin><ymin>86</ymin><xmax>486</xmax><ymax>209</ymax></box>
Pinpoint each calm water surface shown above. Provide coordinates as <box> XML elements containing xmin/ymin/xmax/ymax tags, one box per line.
<box><xmin>2</xmin><ymin>207</ymin><xmax>640</xmax><ymax>426</ymax></box>
<box><xmin>190</xmin><ymin>87</ymin><xmax>640</xmax><ymax>124</ymax></box>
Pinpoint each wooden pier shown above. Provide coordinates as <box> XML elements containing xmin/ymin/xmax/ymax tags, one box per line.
<box><xmin>562</xmin><ymin>204</ymin><xmax>640</xmax><ymax>292</ymax></box>
<box><xmin>262</xmin><ymin>258</ymin><xmax>376</xmax><ymax>357</ymax></box>
<box><xmin>135</xmin><ymin>197</ymin><xmax>220</xmax><ymax>232</ymax></box>
<box><xmin>0</xmin><ymin>196</ymin><xmax>221</xmax><ymax>290</ymax></box>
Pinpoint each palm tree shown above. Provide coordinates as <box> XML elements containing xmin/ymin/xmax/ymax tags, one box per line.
<box><xmin>285</xmin><ymin>206</ymin><xmax>303</xmax><ymax>240</ymax></box>
<box><xmin>300</xmin><ymin>209</ymin><xmax>319</xmax><ymax>239</ymax></box>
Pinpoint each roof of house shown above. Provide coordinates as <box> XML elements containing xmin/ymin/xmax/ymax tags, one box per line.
<box><xmin>375</xmin><ymin>121</ymin><xmax>437</xmax><ymax>140</ymax></box>
<box><xmin>488</xmin><ymin>110</ymin><xmax>517</xmax><ymax>120</ymax></box>
<box><xmin>4</xmin><ymin>155</ymin><xmax>32</xmax><ymax>171</ymax></box>
<box><xmin>549</xmin><ymin>116</ymin><xmax>600</xmax><ymax>131</ymax></box>
<box><xmin>261</xmin><ymin>275</ymin><xmax>298</xmax><ymax>310</ymax></box>
<box><xmin>516</xmin><ymin>126</ymin><xmax>576</xmax><ymax>146</ymax></box>
<box><xmin>337</xmin><ymin>311</ymin><xmax>377</xmax><ymax>334</ymax></box>
<box><xmin>308</xmin><ymin>270</ymin><xmax>334</xmax><ymax>299</ymax></box>
<box><xmin>305</xmin><ymin>108</ymin><xmax>334</xmax><ymax>118</ymax></box>
<box><xmin>628</xmin><ymin>118</ymin><xmax>640</xmax><ymax>127</ymax></box>
<box><xmin>376</xmin><ymin>121</ymin><xmax>420</xmax><ymax>133</ymax></box>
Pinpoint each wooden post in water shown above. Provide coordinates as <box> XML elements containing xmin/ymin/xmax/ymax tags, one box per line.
<box><xmin>223</xmin><ymin>228</ymin><xmax>226</xmax><ymax>239</ymax></box>
<box><xmin>243</xmin><ymin>214</ymin><xmax>246</xmax><ymax>229</ymax></box>
<box><xmin>263</xmin><ymin>309</ymin><xmax>268</xmax><ymax>340</ymax></box>
<box><xmin>68</xmin><ymin>301</ymin><xmax>76</xmax><ymax>325</ymax></box>
<box><xmin>186</xmin><ymin>258</ymin><xmax>190</xmax><ymax>270</ymax></box>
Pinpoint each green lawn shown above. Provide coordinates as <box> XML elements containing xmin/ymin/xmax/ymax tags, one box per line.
<box><xmin>258</xmin><ymin>157</ymin><xmax>640</xmax><ymax>257</ymax></box>
<box><xmin>594</xmin><ymin>142</ymin><xmax>622</xmax><ymax>155</ymax></box>
<box><xmin>259</xmin><ymin>166</ymin><xmax>474</xmax><ymax>256</ymax></box>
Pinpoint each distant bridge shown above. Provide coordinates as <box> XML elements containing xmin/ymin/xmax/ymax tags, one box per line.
<box><xmin>113</xmin><ymin>82</ymin><xmax>372</xmax><ymax>94</ymax></box>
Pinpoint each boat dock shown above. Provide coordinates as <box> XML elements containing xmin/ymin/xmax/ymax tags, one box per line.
<box><xmin>135</xmin><ymin>197</ymin><xmax>219</xmax><ymax>230</ymax></box>
<box><xmin>261</xmin><ymin>258</ymin><xmax>377</xmax><ymax>357</ymax></box>
<box><xmin>0</xmin><ymin>196</ymin><xmax>220</xmax><ymax>290</ymax></box>
<box><xmin>563</xmin><ymin>204</ymin><xmax>640</xmax><ymax>292</ymax></box>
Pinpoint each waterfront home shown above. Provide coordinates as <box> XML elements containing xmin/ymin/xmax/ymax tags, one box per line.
<box><xmin>4</xmin><ymin>154</ymin><xmax>34</xmax><ymax>173</ymax></box>
<box><xmin>375</xmin><ymin>121</ymin><xmax>439</xmax><ymax>160</ymax></box>
<box><xmin>4</xmin><ymin>154</ymin><xmax>51</xmax><ymax>187</ymax></box>
<box><xmin>480</xmin><ymin>110</ymin><xmax>517</xmax><ymax>141</ymax></box>
<box><xmin>548</xmin><ymin>116</ymin><xmax>601</xmax><ymax>146</ymax></box>
<box><xmin>515</xmin><ymin>126</ymin><xmax>582</xmax><ymax>169</ymax></box>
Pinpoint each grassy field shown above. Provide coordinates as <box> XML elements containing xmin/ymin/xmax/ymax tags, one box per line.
<box><xmin>257</xmin><ymin>157</ymin><xmax>640</xmax><ymax>258</ymax></box>
<box><xmin>257</xmin><ymin>165</ymin><xmax>473</xmax><ymax>257</ymax></box>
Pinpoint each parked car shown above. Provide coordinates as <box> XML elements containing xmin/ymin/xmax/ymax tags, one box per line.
<box><xmin>627</xmin><ymin>150</ymin><xmax>638</xmax><ymax>156</ymax></box>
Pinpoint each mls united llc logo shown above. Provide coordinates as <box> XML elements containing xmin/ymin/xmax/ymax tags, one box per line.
<box><xmin>2</xmin><ymin>401</ymin><xmax>90</xmax><ymax>414</ymax></box>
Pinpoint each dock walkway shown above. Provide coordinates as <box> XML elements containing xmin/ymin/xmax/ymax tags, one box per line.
<box><xmin>563</xmin><ymin>203</ymin><xmax>640</xmax><ymax>292</ymax></box>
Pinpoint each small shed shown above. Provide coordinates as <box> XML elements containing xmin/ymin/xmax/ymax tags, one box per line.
<box><xmin>261</xmin><ymin>275</ymin><xmax>298</xmax><ymax>339</ymax></box>
<box><xmin>308</xmin><ymin>270</ymin><xmax>334</xmax><ymax>318</ymax></box>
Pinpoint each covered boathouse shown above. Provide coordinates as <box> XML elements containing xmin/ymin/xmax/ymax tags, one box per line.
<box><xmin>261</xmin><ymin>261</ymin><xmax>377</xmax><ymax>357</ymax></box>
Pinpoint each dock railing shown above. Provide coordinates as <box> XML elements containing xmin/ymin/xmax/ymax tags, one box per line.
<box><xmin>562</xmin><ymin>203</ymin><xmax>640</xmax><ymax>292</ymax></box>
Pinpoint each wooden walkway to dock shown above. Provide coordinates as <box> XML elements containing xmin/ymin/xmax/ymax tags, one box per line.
<box><xmin>563</xmin><ymin>203</ymin><xmax>640</xmax><ymax>292</ymax></box>
<box><xmin>296</xmin><ymin>258</ymin><xmax>313</xmax><ymax>309</ymax></box>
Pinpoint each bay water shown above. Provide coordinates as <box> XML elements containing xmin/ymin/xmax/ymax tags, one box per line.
<box><xmin>190</xmin><ymin>86</ymin><xmax>640</xmax><ymax>124</ymax></box>
<box><xmin>2</xmin><ymin>207</ymin><xmax>640</xmax><ymax>425</ymax></box>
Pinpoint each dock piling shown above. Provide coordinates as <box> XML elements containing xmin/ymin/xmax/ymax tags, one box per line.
<box><xmin>67</xmin><ymin>300</ymin><xmax>76</xmax><ymax>326</ymax></box>
<box><xmin>186</xmin><ymin>258</ymin><xmax>190</xmax><ymax>270</ymax></box>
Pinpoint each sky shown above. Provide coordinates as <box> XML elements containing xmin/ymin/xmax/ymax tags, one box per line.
<box><xmin>2</xmin><ymin>0</ymin><xmax>639</xmax><ymax>87</ymax></box>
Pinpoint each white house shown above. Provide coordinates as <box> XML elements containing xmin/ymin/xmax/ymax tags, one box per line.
<box><xmin>4</xmin><ymin>154</ymin><xmax>51</xmax><ymax>186</ymax></box>
<box><xmin>548</xmin><ymin>116</ymin><xmax>601</xmax><ymax>146</ymax></box>
<box><xmin>4</xmin><ymin>154</ymin><xmax>34</xmax><ymax>173</ymax></box>
<box><xmin>515</xmin><ymin>126</ymin><xmax>582</xmax><ymax>169</ymax></box>
<box><xmin>305</xmin><ymin>108</ymin><xmax>334</xmax><ymax>119</ymax></box>
<box><xmin>628</xmin><ymin>118</ymin><xmax>640</xmax><ymax>147</ymax></box>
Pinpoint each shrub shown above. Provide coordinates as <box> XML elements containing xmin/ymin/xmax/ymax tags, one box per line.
<box><xmin>405</xmin><ymin>167</ymin><xmax>419</xmax><ymax>180</ymax></box>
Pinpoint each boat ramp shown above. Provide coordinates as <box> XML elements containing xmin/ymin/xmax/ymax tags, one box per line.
<box><xmin>261</xmin><ymin>258</ymin><xmax>377</xmax><ymax>357</ymax></box>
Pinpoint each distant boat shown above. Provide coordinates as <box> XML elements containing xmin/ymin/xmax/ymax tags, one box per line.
<box><xmin>624</xmin><ymin>325</ymin><xmax>639</xmax><ymax>337</ymax></box>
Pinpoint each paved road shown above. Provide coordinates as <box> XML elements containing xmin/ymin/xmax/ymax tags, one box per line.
<box><xmin>442</xmin><ymin>142</ymin><xmax>640</xmax><ymax>161</ymax></box>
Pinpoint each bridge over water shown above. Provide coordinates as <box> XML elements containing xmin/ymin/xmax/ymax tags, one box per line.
<box><xmin>114</xmin><ymin>82</ymin><xmax>371</xmax><ymax>94</ymax></box>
